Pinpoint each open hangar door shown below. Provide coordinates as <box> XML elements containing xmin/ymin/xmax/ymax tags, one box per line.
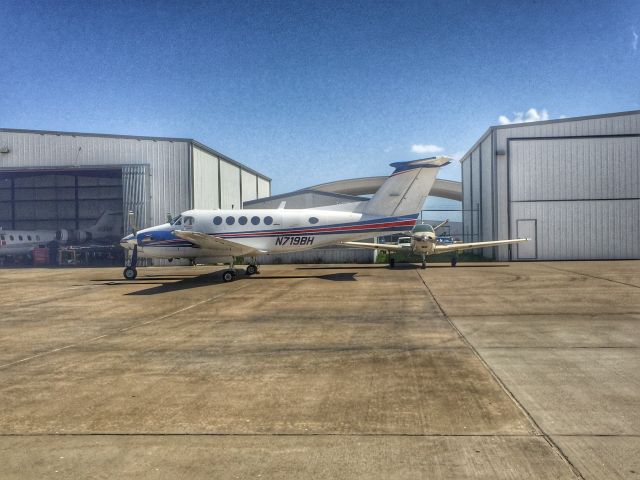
<box><xmin>508</xmin><ymin>136</ymin><xmax>640</xmax><ymax>260</ymax></box>
<box><xmin>0</xmin><ymin>168</ymin><xmax>127</xmax><ymax>266</ymax></box>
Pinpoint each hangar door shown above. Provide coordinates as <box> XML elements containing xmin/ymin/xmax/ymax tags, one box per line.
<box><xmin>0</xmin><ymin>168</ymin><xmax>123</xmax><ymax>232</ymax></box>
<box><xmin>508</xmin><ymin>136</ymin><xmax>640</xmax><ymax>260</ymax></box>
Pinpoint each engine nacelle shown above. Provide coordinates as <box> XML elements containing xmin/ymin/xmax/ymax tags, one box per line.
<box><xmin>55</xmin><ymin>229</ymin><xmax>69</xmax><ymax>243</ymax></box>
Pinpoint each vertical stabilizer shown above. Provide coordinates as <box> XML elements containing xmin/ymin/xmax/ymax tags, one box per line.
<box><xmin>87</xmin><ymin>211</ymin><xmax>122</xmax><ymax>238</ymax></box>
<box><xmin>360</xmin><ymin>156</ymin><xmax>451</xmax><ymax>217</ymax></box>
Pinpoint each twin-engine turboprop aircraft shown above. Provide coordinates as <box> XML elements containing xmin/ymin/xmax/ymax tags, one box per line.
<box><xmin>120</xmin><ymin>157</ymin><xmax>527</xmax><ymax>281</ymax></box>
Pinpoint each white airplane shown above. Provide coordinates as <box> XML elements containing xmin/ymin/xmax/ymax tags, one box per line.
<box><xmin>0</xmin><ymin>211</ymin><xmax>122</xmax><ymax>257</ymax></box>
<box><xmin>120</xmin><ymin>156</ymin><xmax>527</xmax><ymax>281</ymax></box>
<box><xmin>343</xmin><ymin>220</ymin><xmax>528</xmax><ymax>268</ymax></box>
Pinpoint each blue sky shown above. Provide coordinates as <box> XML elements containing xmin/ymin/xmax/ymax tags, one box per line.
<box><xmin>1</xmin><ymin>0</ymin><xmax>638</xmax><ymax>199</ymax></box>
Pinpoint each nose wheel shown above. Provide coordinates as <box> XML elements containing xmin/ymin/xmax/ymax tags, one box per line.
<box><xmin>123</xmin><ymin>266</ymin><xmax>137</xmax><ymax>280</ymax></box>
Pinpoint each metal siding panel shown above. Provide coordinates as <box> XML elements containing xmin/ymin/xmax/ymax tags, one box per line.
<box><xmin>471</xmin><ymin>149</ymin><xmax>481</xmax><ymax>243</ymax></box>
<box><xmin>462</xmin><ymin>157</ymin><xmax>472</xmax><ymax>242</ymax></box>
<box><xmin>257</xmin><ymin>178</ymin><xmax>270</xmax><ymax>199</ymax></box>
<box><xmin>241</xmin><ymin>171</ymin><xmax>258</xmax><ymax>204</ymax></box>
<box><xmin>192</xmin><ymin>147</ymin><xmax>220</xmax><ymax>209</ymax></box>
<box><xmin>0</xmin><ymin>131</ymin><xmax>192</xmax><ymax>229</ymax></box>
<box><xmin>220</xmin><ymin>160</ymin><xmax>241</xmax><ymax>209</ymax></box>
<box><xmin>510</xmin><ymin>137</ymin><xmax>640</xmax><ymax>201</ymax></box>
<box><xmin>510</xmin><ymin>200</ymin><xmax>639</xmax><ymax>260</ymax></box>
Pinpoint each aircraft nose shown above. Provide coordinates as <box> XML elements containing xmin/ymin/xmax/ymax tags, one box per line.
<box><xmin>120</xmin><ymin>234</ymin><xmax>135</xmax><ymax>249</ymax></box>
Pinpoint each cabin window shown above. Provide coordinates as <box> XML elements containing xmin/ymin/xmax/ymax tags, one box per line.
<box><xmin>0</xmin><ymin>235</ymin><xmax>4</xmax><ymax>241</ymax></box>
<box><xmin>36</xmin><ymin>235</ymin><xmax>40</xmax><ymax>241</ymax></box>
<box><xmin>309</xmin><ymin>217</ymin><xmax>319</xmax><ymax>224</ymax></box>
<box><xmin>264</xmin><ymin>216</ymin><xmax>273</xmax><ymax>225</ymax></box>
<box><xmin>9</xmin><ymin>235</ymin><xmax>14</xmax><ymax>241</ymax></box>
<box><xmin>213</xmin><ymin>216</ymin><xmax>223</xmax><ymax>225</ymax></box>
<box><xmin>27</xmin><ymin>235</ymin><xmax>32</xmax><ymax>241</ymax></box>
<box><xmin>183</xmin><ymin>217</ymin><xmax>194</xmax><ymax>226</ymax></box>
<box><xmin>251</xmin><ymin>216</ymin><xmax>260</xmax><ymax>225</ymax></box>
<box><xmin>238</xmin><ymin>216</ymin><xmax>248</xmax><ymax>225</ymax></box>
<box><xmin>18</xmin><ymin>235</ymin><xmax>23</xmax><ymax>241</ymax></box>
<box><xmin>226</xmin><ymin>216</ymin><xmax>235</xmax><ymax>225</ymax></box>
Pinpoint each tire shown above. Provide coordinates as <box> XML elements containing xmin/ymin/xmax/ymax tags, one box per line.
<box><xmin>222</xmin><ymin>271</ymin><xmax>235</xmax><ymax>282</ymax></box>
<box><xmin>389</xmin><ymin>258</ymin><xmax>395</xmax><ymax>268</ymax></box>
<box><xmin>451</xmin><ymin>258</ymin><xmax>457</xmax><ymax>267</ymax></box>
<box><xmin>246</xmin><ymin>265</ymin><xmax>257</xmax><ymax>275</ymax></box>
<box><xmin>123</xmin><ymin>267</ymin><xmax>137</xmax><ymax>280</ymax></box>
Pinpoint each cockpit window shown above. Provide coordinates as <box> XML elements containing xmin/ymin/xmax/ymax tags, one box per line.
<box><xmin>413</xmin><ymin>224</ymin><xmax>435</xmax><ymax>234</ymax></box>
<box><xmin>183</xmin><ymin>217</ymin><xmax>194</xmax><ymax>226</ymax></box>
<box><xmin>170</xmin><ymin>215</ymin><xmax>183</xmax><ymax>226</ymax></box>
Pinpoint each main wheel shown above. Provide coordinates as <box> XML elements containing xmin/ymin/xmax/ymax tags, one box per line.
<box><xmin>451</xmin><ymin>257</ymin><xmax>458</xmax><ymax>267</ymax></box>
<box><xmin>123</xmin><ymin>267</ymin><xmax>137</xmax><ymax>280</ymax></box>
<box><xmin>222</xmin><ymin>270</ymin><xmax>235</xmax><ymax>282</ymax></box>
<box><xmin>389</xmin><ymin>258</ymin><xmax>395</xmax><ymax>268</ymax></box>
<box><xmin>246</xmin><ymin>265</ymin><xmax>258</xmax><ymax>275</ymax></box>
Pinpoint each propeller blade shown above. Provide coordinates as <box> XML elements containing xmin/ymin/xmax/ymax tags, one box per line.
<box><xmin>128</xmin><ymin>211</ymin><xmax>139</xmax><ymax>235</ymax></box>
<box><xmin>166</xmin><ymin>213</ymin><xmax>173</xmax><ymax>224</ymax></box>
<box><xmin>433</xmin><ymin>219</ymin><xmax>449</xmax><ymax>231</ymax></box>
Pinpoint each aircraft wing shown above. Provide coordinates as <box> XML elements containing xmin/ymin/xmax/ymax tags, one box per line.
<box><xmin>433</xmin><ymin>238</ymin><xmax>529</xmax><ymax>254</ymax></box>
<box><xmin>342</xmin><ymin>241</ymin><xmax>408</xmax><ymax>252</ymax></box>
<box><xmin>172</xmin><ymin>230</ymin><xmax>266</xmax><ymax>254</ymax></box>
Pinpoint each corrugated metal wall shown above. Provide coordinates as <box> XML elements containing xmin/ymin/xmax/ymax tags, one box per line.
<box><xmin>511</xmin><ymin>200</ymin><xmax>639</xmax><ymax>260</ymax></box>
<box><xmin>508</xmin><ymin>136</ymin><xmax>640</xmax><ymax>260</ymax></box>
<box><xmin>122</xmin><ymin>165</ymin><xmax>149</xmax><ymax>233</ymax></box>
<box><xmin>461</xmin><ymin>111</ymin><xmax>640</xmax><ymax>261</ymax></box>
<box><xmin>0</xmin><ymin>131</ymin><xmax>191</xmax><ymax>230</ymax></box>
<box><xmin>219</xmin><ymin>160</ymin><xmax>241</xmax><ymax>209</ymax></box>
<box><xmin>192</xmin><ymin>146</ymin><xmax>220</xmax><ymax>209</ymax></box>
<box><xmin>257</xmin><ymin>177</ymin><xmax>270</xmax><ymax>199</ymax></box>
<box><xmin>461</xmin><ymin>156</ymin><xmax>472</xmax><ymax>242</ymax></box>
<box><xmin>241</xmin><ymin>171</ymin><xmax>258</xmax><ymax>204</ymax></box>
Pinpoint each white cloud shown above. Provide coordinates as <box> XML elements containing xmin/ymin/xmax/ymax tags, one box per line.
<box><xmin>411</xmin><ymin>144</ymin><xmax>444</xmax><ymax>154</ymax></box>
<box><xmin>498</xmin><ymin>108</ymin><xmax>549</xmax><ymax>125</ymax></box>
<box><xmin>633</xmin><ymin>30</ymin><xmax>638</xmax><ymax>50</ymax></box>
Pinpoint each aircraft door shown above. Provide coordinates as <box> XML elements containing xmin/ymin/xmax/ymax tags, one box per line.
<box><xmin>515</xmin><ymin>219</ymin><xmax>536</xmax><ymax>260</ymax></box>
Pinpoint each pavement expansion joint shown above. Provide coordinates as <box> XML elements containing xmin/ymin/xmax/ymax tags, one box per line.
<box><xmin>415</xmin><ymin>269</ymin><xmax>586</xmax><ymax>480</ymax></box>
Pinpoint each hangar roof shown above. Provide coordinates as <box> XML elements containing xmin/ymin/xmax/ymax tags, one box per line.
<box><xmin>459</xmin><ymin>108</ymin><xmax>640</xmax><ymax>164</ymax></box>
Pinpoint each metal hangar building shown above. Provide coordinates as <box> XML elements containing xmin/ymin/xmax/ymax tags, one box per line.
<box><xmin>0</xmin><ymin>128</ymin><xmax>271</xmax><ymax>263</ymax></box>
<box><xmin>461</xmin><ymin>110</ymin><xmax>639</xmax><ymax>261</ymax></box>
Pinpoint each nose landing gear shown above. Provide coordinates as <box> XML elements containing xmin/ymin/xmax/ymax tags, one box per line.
<box><xmin>123</xmin><ymin>245</ymin><xmax>138</xmax><ymax>280</ymax></box>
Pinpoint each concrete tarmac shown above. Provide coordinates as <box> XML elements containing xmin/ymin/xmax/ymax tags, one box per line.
<box><xmin>0</xmin><ymin>261</ymin><xmax>638</xmax><ymax>478</ymax></box>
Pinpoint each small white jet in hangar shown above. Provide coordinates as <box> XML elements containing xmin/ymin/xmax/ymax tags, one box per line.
<box><xmin>120</xmin><ymin>156</ymin><xmax>527</xmax><ymax>281</ymax></box>
<box><xmin>0</xmin><ymin>211</ymin><xmax>122</xmax><ymax>257</ymax></box>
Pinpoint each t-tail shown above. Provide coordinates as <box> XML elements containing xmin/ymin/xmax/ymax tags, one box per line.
<box><xmin>87</xmin><ymin>210</ymin><xmax>122</xmax><ymax>239</ymax></box>
<box><xmin>359</xmin><ymin>156</ymin><xmax>451</xmax><ymax>217</ymax></box>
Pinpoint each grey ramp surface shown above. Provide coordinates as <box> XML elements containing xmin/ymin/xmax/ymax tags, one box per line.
<box><xmin>552</xmin><ymin>436</ymin><xmax>640</xmax><ymax>480</ymax></box>
<box><xmin>0</xmin><ymin>436</ymin><xmax>575</xmax><ymax>480</ymax></box>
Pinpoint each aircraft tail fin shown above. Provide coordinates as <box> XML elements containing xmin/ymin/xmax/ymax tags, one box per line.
<box><xmin>87</xmin><ymin>211</ymin><xmax>122</xmax><ymax>238</ymax></box>
<box><xmin>359</xmin><ymin>156</ymin><xmax>451</xmax><ymax>217</ymax></box>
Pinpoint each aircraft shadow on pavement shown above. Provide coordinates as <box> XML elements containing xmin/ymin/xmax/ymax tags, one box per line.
<box><xmin>98</xmin><ymin>271</ymin><xmax>360</xmax><ymax>295</ymax></box>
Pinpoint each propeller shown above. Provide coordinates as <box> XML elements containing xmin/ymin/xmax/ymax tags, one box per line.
<box><xmin>128</xmin><ymin>211</ymin><xmax>139</xmax><ymax>235</ymax></box>
<box><xmin>166</xmin><ymin>212</ymin><xmax>173</xmax><ymax>224</ymax></box>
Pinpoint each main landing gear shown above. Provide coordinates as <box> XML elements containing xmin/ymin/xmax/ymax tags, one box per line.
<box><xmin>222</xmin><ymin>259</ymin><xmax>260</xmax><ymax>282</ymax></box>
<box><xmin>123</xmin><ymin>245</ymin><xmax>138</xmax><ymax>280</ymax></box>
<box><xmin>421</xmin><ymin>253</ymin><xmax>427</xmax><ymax>269</ymax></box>
<box><xmin>450</xmin><ymin>256</ymin><xmax>458</xmax><ymax>267</ymax></box>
